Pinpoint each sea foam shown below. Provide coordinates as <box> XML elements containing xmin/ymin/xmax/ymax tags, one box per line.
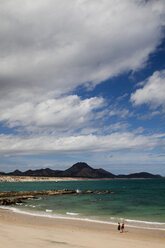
<box><xmin>1</xmin><ymin>206</ymin><xmax>165</xmax><ymax>231</ymax></box>
<box><xmin>66</xmin><ymin>212</ymin><xmax>79</xmax><ymax>216</ymax></box>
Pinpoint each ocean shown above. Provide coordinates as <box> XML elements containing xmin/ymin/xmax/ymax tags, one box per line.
<box><xmin>0</xmin><ymin>179</ymin><xmax>165</xmax><ymax>230</ymax></box>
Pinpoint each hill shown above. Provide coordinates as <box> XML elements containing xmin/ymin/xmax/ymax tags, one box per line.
<box><xmin>0</xmin><ymin>162</ymin><xmax>162</xmax><ymax>179</ymax></box>
<box><xmin>117</xmin><ymin>172</ymin><xmax>161</xmax><ymax>179</ymax></box>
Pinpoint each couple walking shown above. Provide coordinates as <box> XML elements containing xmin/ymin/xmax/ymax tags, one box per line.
<box><xmin>118</xmin><ymin>221</ymin><xmax>124</xmax><ymax>233</ymax></box>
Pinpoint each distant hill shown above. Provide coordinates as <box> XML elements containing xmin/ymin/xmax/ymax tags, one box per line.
<box><xmin>117</xmin><ymin>172</ymin><xmax>161</xmax><ymax>179</ymax></box>
<box><xmin>60</xmin><ymin>162</ymin><xmax>116</xmax><ymax>178</ymax></box>
<box><xmin>0</xmin><ymin>162</ymin><xmax>162</xmax><ymax>179</ymax></box>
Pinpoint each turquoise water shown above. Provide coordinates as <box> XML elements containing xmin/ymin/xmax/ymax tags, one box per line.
<box><xmin>0</xmin><ymin>179</ymin><xmax>165</xmax><ymax>229</ymax></box>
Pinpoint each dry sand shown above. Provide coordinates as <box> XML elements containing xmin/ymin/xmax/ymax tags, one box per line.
<box><xmin>0</xmin><ymin>175</ymin><xmax>82</xmax><ymax>182</ymax></box>
<box><xmin>0</xmin><ymin>208</ymin><xmax>164</xmax><ymax>248</ymax></box>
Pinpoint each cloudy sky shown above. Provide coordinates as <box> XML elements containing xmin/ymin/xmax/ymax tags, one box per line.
<box><xmin>0</xmin><ymin>0</ymin><xmax>165</xmax><ymax>175</ymax></box>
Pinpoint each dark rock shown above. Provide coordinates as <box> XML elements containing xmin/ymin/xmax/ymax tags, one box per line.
<box><xmin>86</xmin><ymin>190</ymin><xmax>93</xmax><ymax>194</ymax></box>
<box><xmin>0</xmin><ymin>189</ymin><xmax>112</xmax><ymax>206</ymax></box>
<box><xmin>0</xmin><ymin>189</ymin><xmax>76</xmax><ymax>199</ymax></box>
<box><xmin>104</xmin><ymin>190</ymin><xmax>111</xmax><ymax>194</ymax></box>
<box><xmin>0</xmin><ymin>198</ymin><xmax>23</xmax><ymax>205</ymax></box>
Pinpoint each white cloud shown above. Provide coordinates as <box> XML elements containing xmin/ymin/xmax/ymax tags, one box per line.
<box><xmin>131</xmin><ymin>70</ymin><xmax>165</xmax><ymax>110</ymax></box>
<box><xmin>104</xmin><ymin>122</ymin><xmax>130</xmax><ymax>132</ymax></box>
<box><xmin>0</xmin><ymin>0</ymin><xmax>165</xmax><ymax>97</ymax></box>
<box><xmin>109</xmin><ymin>108</ymin><xmax>130</xmax><ymax>118</ymax></box>
<box><xmin>133</xmin><ymin>127</ymin><xmax>145</xmax><ymax>134</ymax></box>
<box><xmin>0</xmin><ymin>132</ymin><xmax>163</xmax><ymax>156</ymax></box>
<box><xmin>0</xmin><ymin>0</ymin><xmax>164</xmax><ymax>135</ymax></box>
<box><xmin>0</xmin><ymin>0</ymin><xmax>165</xmax><ymax>162</ymax></box>
<box><xmin>0</xmin><ymin>95</ymin><xmax>104</xmax><ymax>132</ymax></box>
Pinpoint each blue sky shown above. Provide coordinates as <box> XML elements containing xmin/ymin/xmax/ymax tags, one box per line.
<box><xmin>0</xmin><ymin>0</ymin><xmax>165</xmax><ymax>175</ymax></box>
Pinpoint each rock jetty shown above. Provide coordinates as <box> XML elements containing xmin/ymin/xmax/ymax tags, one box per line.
<box><xmin>0</xmin><ymin>189</ymin><xmax>111</xmax><ymax>206</ymax></box>
<box><xmin>0</xmin><ymin>189</ymin><xmax>76</xmax><ymax>198</ymax></box>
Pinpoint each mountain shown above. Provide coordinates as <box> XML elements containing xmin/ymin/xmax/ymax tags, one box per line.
<box><xmin>23</xmin><ymin>168</ymin><xmax>63</xmax><ymax>177</ymax></box>
<box><xmin>10</xmin><ymin>168</ymin><xmax>63</xmax><ymax>177</ymax></box>
<box><xmin>61</xmin><ymin>162</ymin><xmax>115</xmax><ymax>178</ymax></box>
<box><xmin>9</xmin><ymin>169</ymin><xmax>23</xmax><ymax>176</ymax></box>
<box><xmin>117</xmin><ymin>172</ymin><xmax>161</xmax><ymax>179</ymax></box>
<box><xmin>0</xmin><ymin>162</ymin><xmax>162</xmax><ymax>178</ymax></box>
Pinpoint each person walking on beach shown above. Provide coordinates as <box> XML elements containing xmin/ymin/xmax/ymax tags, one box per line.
<box><xmin>117</xmin><ymin>223</ymin><xmax>121</xmax><ymax>232</ymax></box>
<box><xmin>121</xmin><ymin>221</ymin><xmax>124</xmax><ymax>233</ymax></box>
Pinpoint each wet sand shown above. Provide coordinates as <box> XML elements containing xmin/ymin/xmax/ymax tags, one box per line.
<box><xmin>0</xmin><ymin>208</ymin><xmax>164</xmax><ymax>248</ymax></box>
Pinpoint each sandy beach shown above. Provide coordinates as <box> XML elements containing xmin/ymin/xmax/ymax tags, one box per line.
<box><xmin>0</xmin><ymin>175</ymin><xmax>153</xmax><ymax>183</ymax></box>
<box><xmin>0</xmin><ymin>175</ymin><xmax>83</xmax><ymax>182</ymax></box>
<box><xmin>0</xmin><ymin>208</ymin><xmax>164</xmax><ymax>248</ymax></box>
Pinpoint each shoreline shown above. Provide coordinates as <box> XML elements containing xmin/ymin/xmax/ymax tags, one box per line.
<box><xmin>0</xmin><ymin>175</ymin><xmax>163</xmax><ymax>182</ymax></box>
<box><xmin>0</xmin><ymin>175</ymin><xmax>84</xmax><ymax>182</ymax></box>
<box><xmin>0</xmin><ymin>208</ymin><xmax>164</xmax><ymax>248</ymax></box>
<box><xmin>1</xmin><ymin>205</ymin><xmax>165</xmax><ymax>231</ymax></box>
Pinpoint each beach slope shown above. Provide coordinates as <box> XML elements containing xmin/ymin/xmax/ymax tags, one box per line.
<box><xmin>0</xmin><ymin>209</ymin><xmax>164</xmax><ymax>248</ymax></box>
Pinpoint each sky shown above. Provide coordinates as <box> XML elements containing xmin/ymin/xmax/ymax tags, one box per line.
<box><xmin>0</xmin><ymin>0</ymin><xmax>165</xmax><ymax>175</ymax></box>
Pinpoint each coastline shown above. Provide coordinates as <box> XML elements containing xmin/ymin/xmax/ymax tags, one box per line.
<box><xmin>0</xmin><ymin>175</ymin><xmax>163</xmax><ymax>182</ymax></box>
<box><xmin>0</xmin><ymin>208</ymin><xmax>164</xmax><ymax>248</ymax></box>
<box><xmin>0</xmin><ymin>175</ymin><xmax>83</xmax><ymax>182</ymax></box>
<box><xmin>1</xmin><ymin>178</ymin><xmax>164</xmax><ymax>235</ymax></box>
<box><xmin>1</xmin><ymin>205</ymin><xmax>165</xmax><ymax>231</ymax></box>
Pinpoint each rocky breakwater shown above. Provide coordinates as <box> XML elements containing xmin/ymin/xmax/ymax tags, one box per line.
<box><xmin>0</xmin><ymin>189</ymin><xmax>111</xmax><ymax>206</ymax></box>
<box><xmin>0</xmin><ymin>190</ymin><xmax>76</xmax><ymax>206</ymax></box>
<box><xmin>0</xmin><ymin>195</ymin><xmax>35</xmax><ymax>206</ymax></box>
